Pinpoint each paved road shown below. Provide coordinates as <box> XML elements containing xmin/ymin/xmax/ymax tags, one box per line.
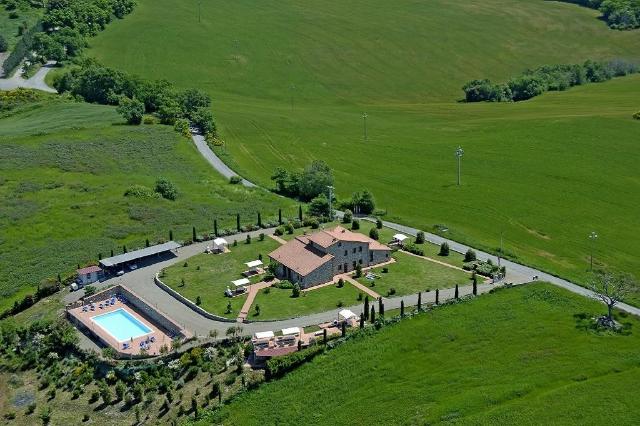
<box><xmin>367</xmin><ymin>217</ymin><xmax>640</xmax><ymax>317</ymax></box>
<box><xmin>190</xmin><ymin>132</ymin><xmax>256</xmax><ymax>187</ymax></box>
<box><xmin>0</xmin><ymin>61</ymin><xmax>57</xmax><ymax>93</ymax></box>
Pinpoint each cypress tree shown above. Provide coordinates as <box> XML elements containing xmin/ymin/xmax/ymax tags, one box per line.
<box><xmin>57</xmin><ymin>273</ymin><xmax>62</xmax><ymax>283</ymax></box>
<box><xmin>145</xmin><ymin>239</ymin><xmax>150</xmax><ymax>247</ymax></box>
<box><xmin>370</xmin><ymin>306</ymin><xmax>376</xmax><ymax>323</ymax></box>
<box><xmin>380</xmin><ymin>302</ymin><xmax>385</xmax><ymax>317</ymax></box>
<box><xmin>192</xmin><ymin>226</ymin><xmax>197</xmax><ymax>241</ymax></box>
<box><xmin>214</xmin><ymin>219</ymin><xmax>218</xmax><ymax>237</ymax></box>
<box><xmin>378</xmin><ymin>297</ymin><xmax>382</xmax><ymax>313</ymax></box>
<box><xmin>364</xmin><ymin>295</ymin><xmax>370</xmax><ymax>320</ymax></box>
<box><xmin>400</xmin><ymin>300</ymin><xmax>405</xmax><ymax>317</ymax></box>
<box><xmin>417</xmin><ymin>291</ymin><xmax>422</xmax><ymax>311</ymax></box>
<box><xmin>359</xmin><ymin>313</ymin><xmax>364</xmax><ymax>328</ymax></box>
<box><xmin>110</xmin><ymin>249</ymin><xmax>114</xmax><ymax>257</ymax></box>
<box><xmin>323</xmin><ymin>328</ymin><xmax>327</xmax><ymax>344</ymax></box>
<box><xmin>341</xmin><ymin>322</ymin><xmax>346</xmax><ymax>337</ymax></box>
<box><xmin>435</xmin><ymin>288</ymin><xmax>439</xmax><ymax>305</ymax></box>
<box><xmin>169</xmin><ymin>230</ymin><xmax>173</xmax><ymax>241</ymax></box>
<box><xmin>455</xmin><ymin>284</ymin><xmax>459</xmax><ymax>299</ymax></box>
<box><xmin>473</xmin><ymin>280</ymin><xmax>477</xmax><ymax>296</ymax></box>
<box><xmin>98</xmin><ymin>253</ymin><xmax>102</xmax><ymax>260</ymax></box>
<box><xmin>123</xmin><ymin>245</ymin><xmax>127</xmax><ymax>253</ymax></box>
<box><xmin>298</xmin><ymin>205</ymin><xmax>303</xmax><ymax>221</ymax></box>
<box><xmin>278</xmin><ymin>208</ymin><xmax>282</xmax><ymax>225</ymax></box>
<box><xmin>236</xmin><ymin>214</ymin><xmax>241</xmax><ymax>231</ymax></box>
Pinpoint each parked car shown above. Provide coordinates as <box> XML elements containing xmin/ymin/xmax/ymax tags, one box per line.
<box><xmin>116</xmin><ymin>270</ymin><xmax>125</xmax><ymax>276</ymax></box>
<box><xmin>129</xmin><ymin>264</ymin><xmax>138</xmax><ymax>271</ymax></box>
<box><xmin>70</xmin><ymin>283</ymin><xmax>79</xmax><ymax>291</ymax></box>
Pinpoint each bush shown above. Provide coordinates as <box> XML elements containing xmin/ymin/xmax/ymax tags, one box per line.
<box><xmin>116</xmin><ymin>97</ymin><xmax>144</xmax><ymax>124</ymax></box>
<box><xmin>387</xmin><ymin>288</ymin><xmax>396</xmax><ymax>296</ymax></box>
<box><xmin>382</xmin><ymin>267</ymin><xmax>389</xmax><ymax>273</ymax></box>
<box><xmin>84</xmin><ymin>285</ymin><xmax>96</xmax><ymax>296</ymax></box>
<box><xmin>439</xmin><ymin>242</ymin><xmax>450</xmax><ymax>256</ymax></box>
<box><xmin>124</xmin><ymin>184</ymin><xmax>158</xmax><ymax>199</ymax></box>
<box><xmin>245</xmin><ymin>234</ymin><xmax>251</xmax><ymax>244</ymax></box>
<box><xmin>342</xmin><ymin>209</ymin><xmax>353</xmax><ymax>223</ymax></box>
<box><xmin>337</xmin><ymin>278</ymin><xmax>344</xmax><ymax>288</ymax></box>
<box><xmin>265</xmin><ymin>345</ymin><xmax>324</xmax><ymax>380</ymax></box>
<box><xmin>155</xmin><ymin>178</ymin><xmax>178</xmax><ymax>200</ymax></box>
<box><xmin>369</xmin><ymin>227</ymin><xmax>379</xmax><ymax>240</ymax></box>
<box><xmin>464</xmin><ymin>249</ymin><xmax>477</xmax><ymax>262</ymax></box>
<box><xmin>376</xmin><ymin>218</ymin><xmax>383</xmax><ymax>229</ymax></box>
<box><xmin>274</xmin><ymin>226</ymin><xmax>285</xmax><ymax>236</ymax></box>
<box><xmin>174</xmin><ymin>118</ymin><xmax>190</xmax><ymax>136</ymax></box>
<box><xmin>229</xmin><ymin>175</ymin><xmax>242</xmax><ymax>184</ymax></box>
<box><xmin>274</xmin><ymin>280</ymin><xmax>294</xmax><ymax>289</ymax></box>
<box><xmin>354</xmin><ymin>264</ymin><xmax>362</xmax><ymax>278</ymax></box>
<box><xmin>403</xmin><ymin>243</ymin><xmax>424</xmax><ymax>256</ymax></box>
<box><xmin>633</xmin><ymin>111</ymin><xmax>640</xmax><ymax>120</ymax></box>
<box><xmin>291</xmin><ymin>283</ymin><xmax>301</xmax><ymax>298</ymax></box>
<box><xmin>351</xmin><ymin>219</ymin><xmax>360</xmax><ymax>230</ymax></box>
<box><xmin>415</xmin><ymin>231</ymin><xmax>425</xmax><ymax>244</ymax></box>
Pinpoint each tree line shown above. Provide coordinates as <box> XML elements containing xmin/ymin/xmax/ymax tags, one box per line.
<box><xmin>462</xmin><ymin>59</ymin><xmax>638</xmax><ymax>103</ymax></box>
<box><xmin>560</xmin><ymin>0</ymin><xmax>640</xmax><ymax>30</ymax></box>
<box><xmin>54</xmin><ymin>60</ymin><xmax>216</xmax><ymax>135</ymax></box>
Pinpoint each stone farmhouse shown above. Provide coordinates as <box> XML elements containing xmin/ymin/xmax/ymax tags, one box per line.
<box><xmin>268</xmin><ymin>226</ymin><xmax>391</xmax><ymax>288</ymax></box>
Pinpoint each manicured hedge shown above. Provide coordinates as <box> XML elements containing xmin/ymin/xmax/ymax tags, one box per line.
<box><xmin>265</xmin><ymin>345</ymin><xmax>325</xmax><ymax>380</ymax></box>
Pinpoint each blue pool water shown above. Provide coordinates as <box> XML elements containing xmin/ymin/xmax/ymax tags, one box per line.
<box><xmin>91</xmin><ymin>308</ymin><xmax>152</xmax><ymax>342</ymax></box>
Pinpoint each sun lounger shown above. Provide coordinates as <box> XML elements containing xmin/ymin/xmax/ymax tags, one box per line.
<box><xmin>150</xmin><ymin>336</ymin><xmax>156</xmax><ymax>343</ymax></box>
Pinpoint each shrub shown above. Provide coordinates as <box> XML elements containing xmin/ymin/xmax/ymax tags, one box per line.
<box><xmin>291</xmin><ymin>284</ymin><xmax>301</xmax><ymax>298</ymax></box>
<box><xmin>155</xmin><ymin>178</ymin><xmax>178</xmax><ymax>200</ymax></box>
<box><xmin>195</xmin><ymin>296</ymin><xmax>201</xmax><ymax>306</ymax></box>
<box><xmin>369</xmin><ymin>227</ymin><xmax>379</xmax><ymax>240</ymax></box>
<box><xmin>174</xmin><ymin>118</ymin><xmax>190</xmax><ymax>136</ymax></box>
<box><xmin>337</xmin><ymin>278</ymin><xmax>344</xmax><ymax>288</ymax></box>
<box><xmin>351</xmin><ymin>219</ymin><xmax>360</xmax><ymax>230</ymax></box>
<box><xmin>342</xmin><ymin>209</ymin><xmax>353</xmax><ymax>223</ymax></box>
<box><xmin>229</xmin><ymin>175</ymin><xmax>242</xmax><ymax>184</ymax></box>
<box><xmin>403</xmin><ymin>243</ymin><xmax>424</xmax><ymax>256</ymax></box>
<box><xmin>285</xmin><ymin>222</ymin><xmax>294</xmax><ymax>234</ymax></box>
<box><xmin>376</xmin><ymin>218</ymin><xmax>383</xmax><ymax>229</ymax></box>
<box><xmin>382</xmin><ymin>267</ymin><xmax>389</xmax><ymax>273</ymax></box>
<box><xmin>116</xmin><ymin>97</ymin><xmax>144</xmax><ymax>125</ymax></box>
<box><xmin>439</xmin><ymin>242</ymin><xmax>450</xmax><ymax>256</ymax></box>
<box><xmin>265</xmin><ymin>345</ymin><xmax>325</xmax><ymax>380</ymax></box>
<box><xmin>354</xmin><ymin>264</ymin><xmax>362</xmax><ymax>278</ymax></box>
<box><xmin>336</xmin><ymin>300</ymin><xmax>344</xmax><ymax>307</ymax></box>
<box><xmin>464</xmin><ymin>249</ymin><xmax>477</xmax><ymax>262</ymax></box>
<box><xmin>84</xmin><ymin>285</ymin><xmax>96</xmax><ymax>296</ymax></box>
<box><xmin>143</xmin><ymin>115</ymin><xmax>155</xmax><ymax>125</ymax></box>
<box><xmin>124</xmin><ymin>184</ymin><xmax>157</xmax><ymax>199</ymax></box>
<box><xmin>387</xmin><ymin>288</ymin><xmax>396</xmax><ymax>296</ymax></box>
<box><xmin>245</xmin><ymin>234</ymin><xmax>251</xmax><ymax>244</ymax></box>
<box><xmin>415</xmin><ymin>231</ymin><xmax>425</xmax><ymax>244</ymax></box>
<box><xmin>274</xmin><ymin>280</ymin><xmax>294</xmax><ymax>289</ymax></box>
<box><xmin>634</xmin><ymin>111</ymin><xmax>640</xmax><ymax>120</ymax></box>
<box><xmin>274</xmin><ymin>226</ymin><xmax>285</xmax><ymax>236</ymax></box>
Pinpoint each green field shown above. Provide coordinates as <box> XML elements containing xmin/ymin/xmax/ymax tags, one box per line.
<box><xmin>0</xmin><ymin>5</ymin><xmax>41</xmax><ymax>52</ymax></box>
<box><xmin>251</xmin><ymin>283</ymin><xmax>363</xmax><ymax>320</ymax></box>
<box><xmin>196</xmin><ymin>283</ymin><xmax>640</xmax><ymax>425</ymax></box>
<box><xmin>357</xmin><ymin>251</ymin><xmax>471</xmax><ymax>297</ymax></box>
<box><xmin>86</xmin><ymin>0</ymin><xmax>640</xmax><ymax>303</ymax></box>
<box><xmin>162</xmin><ymin>237</ymin><xmax>281</xmax><ymax>318</ymax></box>
<box><xmin>0</xmin><ymin>97</ymin><xmax>295</xmax><ymax>312</ymax></box>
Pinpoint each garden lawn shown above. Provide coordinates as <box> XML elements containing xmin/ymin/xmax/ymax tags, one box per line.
<box><xmin>250</xmin><ymin>283</ymin><xmax>363</xmax><ymax>320</ymax></box>
<box><xmin>0</xmin><ymin>6</ymin><xmax>41</xmax><ymax>51</ymax></box>
<box><xmin>0</xmin><ymin>98</ymin><xmax>295</xmax><ymax>312</ymax></box>
<box><xmin>195</xmin><ymin>283</ymin><xmax>640</xmax><ymax>425</ymax></box>
<box><xmin>88</xmin><ymin>0</ymin><xmax>640</xmax><ymax>304</ymax></box>
<box><xmin>357</xmin><ymin>251</ymin><xmax>471</xmax><ymax>297</ymax></box>
<box><xmin>161</xmin><ymin>237</ymin><xmax>281</xmax><ymax>318</ymax></box>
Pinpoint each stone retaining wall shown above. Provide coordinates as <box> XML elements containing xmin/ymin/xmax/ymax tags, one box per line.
<box><xmin>154</xmin><ymin>274</ymin><xmax>236</xmax><ymax>323</ymax></box>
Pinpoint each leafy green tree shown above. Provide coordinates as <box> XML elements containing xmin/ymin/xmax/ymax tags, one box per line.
<box><xmin>271</xmin><ymin>167</ymin><xmax>289</xmax><ymax>193</ymax></box>
<box><xmin>351</xmin><ymin>219</ymin><xmax>360</xmax><ymax>230</ymax></box>
<box><xmin>369</xmin><ymin>227</ymin><xmax>379</xmax><ymax>240</ymax></box>
<box><xmin>179</xmin><ymin>88</ymin><xmax>211</xmax><ymax>118</ymax></box>
<box><xmin>299</xmin><ymin>160</ymin><xmax>333</xmax><ymax>200</ymax></box>
<box><xmin>439</xmin><ymin>242</ymin><xmax>450</xmax><ymax>256</ymax></box>
<box><xmin>191</xmin><ymin>106</ymin><xmax>216</xmax><ymax>136</ymax></box>
<box><xmin>415</xmin><ymin>231</ymin><xmax>425</xmax><ymax>244</ymax></box>
<box><xmin>342</xmin><ymin>209</ymin><xmax>353</xmax><ymax>223</ymax></box>
<box><xmin>292</xmin><ymin>283</ymin><xmax>301</xmax><ymax>298</ymax></box>
<box><xmin>376</xmin><ymin>218</ymin><xmax>383</xmax><ymax>229</ymax></box>
<box><xmin>116</xmin><ymin>96</ymin><xmax>144</xmax><ymax>124</ymax></box>
<box><xmin>464</xmin><ymin>249</ymin><xmax>477</xmax><ymax>262</ymax></box>
<box><xmin>308</xmin><ymin>193</ymin><xmax>330</xmax><ymax>217</ymax></box>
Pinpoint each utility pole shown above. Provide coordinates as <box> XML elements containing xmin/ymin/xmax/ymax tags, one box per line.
<box><xmin>362</xmin><ymin>112</ymin><xmax>368</xmax><ymax>142</ymax></box>
<box><xmin>589</xmin><ymin>231</ymin><xmax>598</xmax><ymax>271</ymax></box>
<box><xmin>455</xmin><ymin>146</ymin><xmax>464</xmax><ymax>186</ymax></box>
<box><xmin>498</xmin><ymin>231</ymin><xmax>504</xmax><ymax>268</ymax></box>
<box><xmin>327</xmin><ymin>185</ymin><xmax>334</xmax><ymax>221</ymax></box>
<box><xmin>289</xmin><ymin>84</ymin><xmax>295</xmax><ymax>112</ymax></box>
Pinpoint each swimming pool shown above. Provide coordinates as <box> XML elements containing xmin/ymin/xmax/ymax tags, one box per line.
<box><xmin>91</xmin><ymin>308</ymin><xmax>152</xmax><ymax>342</ymax></box>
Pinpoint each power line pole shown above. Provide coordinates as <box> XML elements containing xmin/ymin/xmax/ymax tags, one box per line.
<box><xmin>589</xmin><ymin>231</ymin><xmax>598</xmax><ymax>271</ymax></box>
<box><xmin>455</xmin><ymin>146</ymin><xmax>464</xmax><ymax>186</ymax></box>
<box><xmin>362</xmin><ymin>112</ymin><xmax>368</xmax><ymax>142</ymax></box>
<box><xmin>327</xmin><ymin>185</ymin><xmax>334</xmax><ymax>221</ymax></box>
<box><xmin>498</xmin><ymin>231</ymin><xmax>504</xmax><ymax>268</ymax></box>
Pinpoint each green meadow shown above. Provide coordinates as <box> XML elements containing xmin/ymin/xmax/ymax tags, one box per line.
<box><xmin>0</xmin><ymin>97</ymin><xmax>294</xmax><ymax>312</ymax></box>
<box><xmin>87</xmin><ymin>0</ymin><xmax>640</xmax><ymax>303</ymax></box>
<box><xmin>196</xmin><ymin>283</ymin><xmax>640</xmax><ymax>425</ymax></box>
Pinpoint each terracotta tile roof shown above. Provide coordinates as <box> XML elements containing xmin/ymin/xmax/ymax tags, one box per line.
<box><xmin>255</xmin><ymin>345</ymin><xmax>298</xmax><ymax>358</ymax></box>
<box><xmin>324</xmin><ymin>226</ymin><xmax>390</xmax><ymax>251</ymax></box>
<box><xmin>269</xmin><ymin>238</ymin><xmax>334</xmax><ymax>276</ymax></box>
<box><xmin>77</xmin><ymin>265</ymin><xmax>102</xmax><ymax>275</ymax></box>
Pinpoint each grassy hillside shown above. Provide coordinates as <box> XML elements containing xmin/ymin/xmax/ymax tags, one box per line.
<box><xmin>0</xmin><ymin>96</ymin><xmax>295</xmax><ymax>312</ymax></box>
<box><xmin>86</xmin><ymin>0</ymin><xmax>640</xmax><ymax>302</ymax></box>
<box><xmin>197</xmin><ymin>283</ymin><xmax>640</xmax><ymax>425</ymax></box>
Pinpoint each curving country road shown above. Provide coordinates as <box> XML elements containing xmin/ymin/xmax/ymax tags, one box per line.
<box><xmin>190</xmin><ymin>132</ymin><xmax>256</xmax><ymax>187</ymax></box>
<box><xmin>0</xmin><ymin>61</ymin><xmax>57</xmax><ymax>93</ymax></box>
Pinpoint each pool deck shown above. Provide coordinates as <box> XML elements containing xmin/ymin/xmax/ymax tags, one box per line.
<box><xmin>68</xmin><ymin>299</ymin><xmax>173</xmax><ymax>356</ymax></box>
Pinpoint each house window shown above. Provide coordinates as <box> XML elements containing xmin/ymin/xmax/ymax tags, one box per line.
<box><xmin>344</xmin><ymin>250</ymin><xmax>348</xmax><ymax>256</ymax></box>
<box><xmin>358</xmin><ymin>246</ymin><xmax>362</xmax><ymax>252</ymax></box>
<box><xmin>338</xmin><ymin>264</ymin><xmax>342</xmax><ymax>271</ymax></box>
<box><xmin>352</xmin><ymin>248</ymin><xmax>356</xmax><ymax>254</ymax></box>
<box><xmin>359</xmin><ymin>259</ymin><xmax>363</xmax><ymax>264</ymax></box>
<box><xmin>338</xmin><ymin>242</ymin><xmax>342</xmax><ymax>247</ymax></box>
<box><xmin>386</xmin><ymin>253</ymin><xmax>389</xmax><ymax>258</ymax></box>
<box><xmin>370</xmin><ymin>252</ymin><xmax>373</xmax><ymax>262</ymax></box>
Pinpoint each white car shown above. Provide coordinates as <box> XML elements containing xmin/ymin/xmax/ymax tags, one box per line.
<box><xmin>116</xmin><ymin>270</ymin><xmax>125</xmax><ymax>276</ymax></box>
<box><xmin>129</xmin><ymin>264</ymin><xmax>138</xmax><ymax>271</ymax></box>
